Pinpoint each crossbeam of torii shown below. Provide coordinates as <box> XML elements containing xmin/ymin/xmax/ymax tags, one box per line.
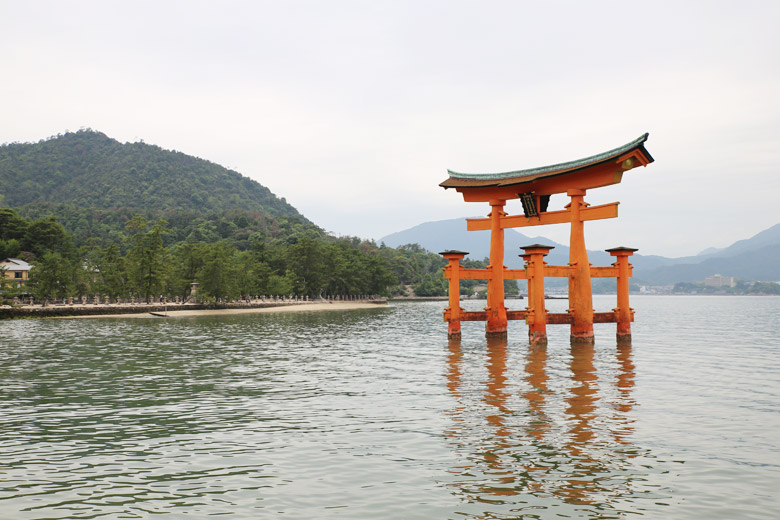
<box><xmin>439</xmin><ymin>134</ymin><xmax>654</xmax><ymax>344</ymax></box>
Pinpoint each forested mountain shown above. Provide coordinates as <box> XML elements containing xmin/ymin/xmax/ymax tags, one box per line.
<box><xmin>0</xmin><ymin>129</ymin><xmax>301</xmax><ymax>217</ymax></box>
<box><xmin>0</xmin><ymin>130</ymin><xmax>321</xmax><ymax>250</ymax></box>
<box><xmin>0</xmin><ymin>131</ymin><xmax>456</xmax><ymax>302</ymax></box>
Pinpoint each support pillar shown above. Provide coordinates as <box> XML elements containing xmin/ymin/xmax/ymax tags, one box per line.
<box><xmin>521</xmin><ymin>251</ymin><xmax>533</xmax><ymax>313</ymax></box>
<box><xmin>567</xmin><ymin>189</ymin><xmax>594</xmax><ymax>344</ymax></box>
<box><xmin>440</xmin><ymin>250</ymin><xmax>469</xmax><ymax>339</ymax></box>
<box><xmin>607</xmin><ymin>247</ymin><xmax>637</xmax><ymax>344</ymax></box>
<box><xmin>522</xmin><ymin>244</ymin><xmax>554</xmax><ymax>345</ymax></box>
<box><xmin>486</xmin><ymin>199</ymin><xmax>508</xmax><ymax>338</ymax></box>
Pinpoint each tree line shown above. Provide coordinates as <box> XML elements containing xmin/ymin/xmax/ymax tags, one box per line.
<box><xmin>0</xmin><ymin>130</ymin><xmax>516</xmax><ymax>302</ymax></box>
<box><xmin>2</xmin><ymin>208</ymin><xmax>490</xmax><ymax>303</ymax></box>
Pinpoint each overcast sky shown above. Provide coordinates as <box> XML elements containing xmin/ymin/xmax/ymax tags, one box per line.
<box><xmin>2</xmin><ymin>1</ymin><xmax>778</xmax><ymax>257</ymax></box>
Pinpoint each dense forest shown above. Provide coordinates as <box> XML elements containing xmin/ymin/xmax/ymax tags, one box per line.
<box><xmin>0</xmin><ymin>206</ymin><xmax>516</xmax><ymax>303</ymax></box>
<box><xmin>0</xmin><ymin>130</ymin><xmax>302</xmax><ymax>218</ymax></box>
<box><xmin>0</xmin><ymin>207</ymin><xmax>472</xmax><ymax>302</ymax></box>
<box><xmin>0</xmin><ymin>131</ymin><xmax>514</xmax><ymax>303</ymax></box>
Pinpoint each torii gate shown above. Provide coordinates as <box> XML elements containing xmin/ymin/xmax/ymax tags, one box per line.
<box><xmin>439</xmin><ymin>134</ymin><xmax>654</xmax><ymax>344</ymax></box>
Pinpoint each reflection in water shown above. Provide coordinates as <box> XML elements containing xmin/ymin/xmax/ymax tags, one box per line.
<box><xmin>558</xmin><ymin>344</ymin><xmax>601</xmax><ymax>506</ymax></box>
<box><xmin>522</xmin><ymin>344</ymin><xmax>549</xmax><ymax>441</ymax></box>
<box><xmin>444</xmin><ymin>339</ymin><xmax>465</xmax><ymax>444</ymax></box>
<box><xmin>482</xmin><ymin>338</ymin><xmax>515</xmax><ymax>497</ymax></box>
<box><xmin>485</xmin><ymin>337</ymin><xmax>511</xmax><ymax>440</ymax></box>
<box><xmin>614</xmin><ymin>345</ymin><xmax>636</xmax><ymax>445</ymax></box>
<box><xmin>444</xmin><ymin>339</ymin><xmax>643</xmax><ymax>517</ymax></box>
<box><xmin>566</xmin><ymin>344</ymin><xmax>599</xmax><ymax>450</ymax></box>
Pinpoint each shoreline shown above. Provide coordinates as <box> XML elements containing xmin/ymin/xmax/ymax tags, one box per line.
<box><xmin>0</xmin><ymin>301</ymin><xmax>386</xmax><ymax>320</ymax></box>
<box><xmin>74</xmin><ymin>301</ymin><xmax>385</xmax><ymax>319</ymax></box>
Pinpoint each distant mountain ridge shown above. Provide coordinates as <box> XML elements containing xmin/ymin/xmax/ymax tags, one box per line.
<box><xmin>379</xmin><ymin>219</ymin><xmax>780</xmax><ymax>284</ymax></box>
<box><xmin>380</xmin><ymin>218</ymin><xmax>619</xmax><ymax>269</ymax></box>
<box><xmin>0</xmin><ymin>130</ymin><xmax>305</xmax><ymax>220</ymax></box>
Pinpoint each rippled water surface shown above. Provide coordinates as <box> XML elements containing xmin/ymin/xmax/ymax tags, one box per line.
<box><xmin>1</xmin><ymin>296</ymin><xmax>779</xmax><ymax>519</ymax></box>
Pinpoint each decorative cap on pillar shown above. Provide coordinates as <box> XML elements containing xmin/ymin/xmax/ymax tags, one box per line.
<box><xmin>606</xmin><ymin>246</ymin><xmax>638</xmax><ymax>255</ymax></box>
<box><xmin>520</xmin><ymin>244</ymin><xmax>555</xmax><ymax>256</ymax></box>
<box><xmin>439</xmin><ymin>250</ymin><xmax>469</xmax><ymax>259</ymax></box>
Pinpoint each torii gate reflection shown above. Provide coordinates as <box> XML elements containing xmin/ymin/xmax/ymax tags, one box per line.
<box><xmin>444</xmin><ymin>338</ymin><xmax>639</xmax><ymax>510</ymax></box>
<box><xmin>440</xmin><ymin>134</ymin><xmax>654</xmax><ymax>344</ymax></box>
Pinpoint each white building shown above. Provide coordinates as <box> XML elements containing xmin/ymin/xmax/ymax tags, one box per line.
<box><xmin>705</xmin><ymin>274</ymin><xmax>735</xmax><ymax>288</ymax></box>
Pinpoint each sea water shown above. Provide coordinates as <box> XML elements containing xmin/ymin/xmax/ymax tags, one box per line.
<box><xmin>1</xmin><ymin>296</ymin><xmax>778</xmax><ymax>519</ymax></box>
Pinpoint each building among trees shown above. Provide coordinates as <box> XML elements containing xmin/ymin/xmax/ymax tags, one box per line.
<box><xmin>705</xmin><ymin>274</ymin><xmax>736</xmax><ymax>288</ymax></box>
<box><xmin>1</xmin><ymin>258</ymin><xmax>31</xmax><ymax>289</ymax></box>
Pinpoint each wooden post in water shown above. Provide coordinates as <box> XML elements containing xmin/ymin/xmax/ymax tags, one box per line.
<box><xmin>486</xmin><ymin>199</ymin><xmax>508</xmax><ymax>338</ymax></box>
<box><xmin>441</xmin><ymin>250</ymin><xmax>468</xmax><ymax>339</ymax></box>
<box><xmin>567</xmin><ymin>189</ymin><xmax>594</xmax><ymax>344</ymax></box>
<box><xmin>522</xmin><ymin>244</ymin><xmax>554</xmax><ymax>345</ymax></box>
<box><xmin>607</xmin><ymin>247</ymin><xmax>637</xmax><ymax>344</ymax></box>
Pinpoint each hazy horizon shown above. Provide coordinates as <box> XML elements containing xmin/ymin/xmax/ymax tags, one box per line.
<box><xmin>2</xmin><ymin>1</ymin><xmax>778</xmax><ymax>256</ymax></box>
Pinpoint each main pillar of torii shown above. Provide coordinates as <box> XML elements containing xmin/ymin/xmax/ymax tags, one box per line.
<box><xmin>440</xmin><ymin>134</ymin><xmax>654</xmax><ymax>342</ymax></box>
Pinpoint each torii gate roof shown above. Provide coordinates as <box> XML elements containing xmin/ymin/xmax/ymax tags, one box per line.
<box><xmin>440</xmin><ymin>133</ymin><xmax>653</xmax><ymax>201</ymax></box>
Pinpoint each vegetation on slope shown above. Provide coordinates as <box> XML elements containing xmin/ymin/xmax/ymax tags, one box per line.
<box><xmin>0</xmin><ymin>208</ymin><xmax>464</xmax><ymax>303</ymax></box>
<box><xmin>0</xmin><ymin>131</ymin><xmax>498</xmax><ymax>302</ymax></box>
<box><xmin>0</xmin><ymin>130</ymin><xmax>301</xmax><ymax>217</ymax></box>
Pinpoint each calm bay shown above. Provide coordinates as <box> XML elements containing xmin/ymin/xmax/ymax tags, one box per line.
<box><xmin>1</xmin><ymin>295</ymin><xmax>779</xmax><ymax>519</ymax></box>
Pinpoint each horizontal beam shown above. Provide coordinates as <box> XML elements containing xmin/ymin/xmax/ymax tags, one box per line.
<box><xmin>547</xmin><ymin>313</ymin><xmax>574</xmax><ymax>324</ymax></box>
<box><xmin>466</xmin><ymin>202</ymin><xmax>619</xmax><ymax>231</ymax></box>
<box><xmin>446</xmin><ymin>264</ymin><xmax>631</xmax><ymax>279</ymax></box>
<box><xmin>457</xmin><ymin>310</ymin><xmax>531</xmax><ymax>321</ymax></box>
<box><xmin>455</xmin><ymin>267</ymin><xmax>490</xmax><ymax>279</ymax></box>
<box><xmin>504</xmin><ymin>269</ymin><xmax>528</xmax><ymax>280</ymax></box>
<box><xmin>459</xmin><ymin>311</ymin><xmax>487</xmax><ymax>321</ymax></box>
<box><xmin>590</xmin><ymin>266</ymin><xmax>618</xmax><ymax>278</ymax></box>
<box><xmin>595</xmin><ymin>311</ymin><xmax>621</xmax><ymax>323</ymax></box>
<box><xmin>456</xmin><ymin>165</ymin><xmax>628</xmax><ymax>202</ymax></box>
<box><xmin>444</xmin><ymin>311</ymin><xmax>632</xmax><ymax>324</ymax></box>
<box><xmin>443</xmin><ymin>267</ymin><xmax>530</xmax><ymax>280</ymax></box>
<box><xmin>507</xmin><ymin>310</ymin><xmax>529</xmax><ymax>321</ymax></box>
<box><xmin>544</xmin><ymin>266</ymin><xmax>571</xmax><ymax>277</ymax></box>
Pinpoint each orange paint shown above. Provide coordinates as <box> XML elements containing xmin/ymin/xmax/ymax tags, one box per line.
<box><xmin>522</xmin><ymin>245</ymin><xmax>554</xmax><ymax>345</ymax></box>
<box><xmin>607</xmin><ymin>247</ymin><xmax>638</xmax><ymax>343</ymax></box>
<box><xmin>455</xmin><ymin>163</ymin><xmax>627</xmax><ymax>203</ymax></box>
<box><xmin>486</xmin><ymin>200</ymin><xmax>508</xmax><ymax>337</ymax></box>
<box><xmin>440</xmin><ymin>250</ymin><xmax>468</xmax><ymax>339</ymax></box>
<box><xmin>439</xmin><ymin>134</ymin><xmax>653</xmax><ymax>342</ymax></box>
<box><xmin>466</xmin><ymin>202</ymin><xmax>619</xmax><ymax>231</ymax></box>
<box><xmin>567</xmin><ymin>189</ymin><xmax>594</xmax><ymax>343</ymax></box>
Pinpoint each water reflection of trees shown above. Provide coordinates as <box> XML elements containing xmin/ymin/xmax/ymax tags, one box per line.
<box><xmin>444</xmin><ymin>338</ymin><xmax>641</xmax><ymax>516</ymax></box>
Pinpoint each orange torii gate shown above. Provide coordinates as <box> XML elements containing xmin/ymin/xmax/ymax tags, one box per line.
<box><xmin>439</xmin><ymin>134</ymin><xmax>654</xmax><ymax>344</ymax></box>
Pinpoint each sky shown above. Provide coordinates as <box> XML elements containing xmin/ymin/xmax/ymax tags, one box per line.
<box><xmin>1</xmin><ymin>1</ymin><xmax>779</xmax><ymax>257</ymax></box>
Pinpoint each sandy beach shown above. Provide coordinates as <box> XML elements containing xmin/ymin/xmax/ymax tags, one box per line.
<box><xmin>61</xmin><ymin>301</ymin><xmax>385</xmax><ymax>319</ymax></box>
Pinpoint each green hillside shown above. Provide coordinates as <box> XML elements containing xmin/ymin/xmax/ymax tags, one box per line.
<box><xmin>0</xmin><ymin>130</ymin><xmax>321</xmax><ymax>250</ymax></box>
<box><xmin>0</xmin><ymin>130</ymin><xmax>453</xmax><ymax>302</ymax></box>
<box><xmin>0</xmin><ymin>129</ymin><xmax>301</xmax><ymax>218</ymax></box>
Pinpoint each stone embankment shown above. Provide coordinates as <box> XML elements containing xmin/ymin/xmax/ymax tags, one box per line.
<box><xmin>1</xmin><ymin>301</ymin><xmax>314</xmax><ymax>319</ymax></box>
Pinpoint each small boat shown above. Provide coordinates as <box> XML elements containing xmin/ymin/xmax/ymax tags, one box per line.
<box><xmin>150</xmin><ymin>311</ymin><xmax>169</xmax><ymax>317</ymax></box>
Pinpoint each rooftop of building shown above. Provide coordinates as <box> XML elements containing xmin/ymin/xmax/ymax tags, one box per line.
<box><xmin>1</xmin><ymin>258</ymin><xmax>32</xmax><ymax>271</ymax></box>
